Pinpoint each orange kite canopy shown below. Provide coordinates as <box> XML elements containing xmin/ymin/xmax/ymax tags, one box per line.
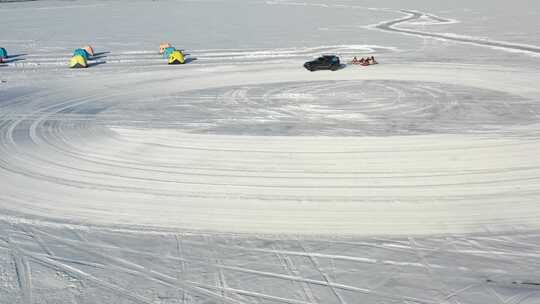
<box><xmin>159</xmin><ymin>43</ymin><xmax>171</xmax><ymax>54</ymax></box>
<box><xmin>83</xmin><ymin>45</ymin><xmax>95</xmax><ymax>56</ymax></box>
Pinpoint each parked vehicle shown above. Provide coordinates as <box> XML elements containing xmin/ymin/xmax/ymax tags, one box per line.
<box><xmin>304</xmin><ymin>55</ymin><xmax>341</xmax><ymax>71</ymax></box>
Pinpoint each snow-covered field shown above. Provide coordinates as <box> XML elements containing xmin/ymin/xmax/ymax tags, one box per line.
<box><xmin>1</xmin><ymin>0</ymin><xmax>540</xmax><ymax>303</ymax></box>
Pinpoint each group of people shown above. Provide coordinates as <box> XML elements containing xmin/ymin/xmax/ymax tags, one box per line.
<box><xmin>352</xmin><ymin>56</ymin><xmax>378</xmax><ymax>65</ymax></box>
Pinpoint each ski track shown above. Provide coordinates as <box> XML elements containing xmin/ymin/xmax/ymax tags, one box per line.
<box><xmin>273</xmin><ymin>242</ymin><xmax>318</xmax><ymax>304</ymax></box>
<box><xmin>4</xmin><ymin>221</ymin><xmax>540</xmax><ymax>303</ymax></box>
<box><xmin>296</xmin><ymin>240</ymin><xmax>347</xmax><ymax>304</ymax></box>
<box><xmin>11</xmin><ymin>249</ymin><xmax>32</xmax><ymax>304</ymax></box>
<box><xmin>25</xmin><ymin>230</ymin><xmax>250</xmax><ymax>304</ymax></box>
<box><xmin>14</xmin><ymin>227</ymin><xmax>522</xmax><ymax>278</ymax></box>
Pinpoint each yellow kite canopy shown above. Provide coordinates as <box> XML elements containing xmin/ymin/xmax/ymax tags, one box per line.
<box><xmin>83</xmin><ymin>45</ymin><xmax>95</xmax><ymax>56</ymax></box>
<box><xmin>159</xmin><ymin>43</ymin><xmax>171</xmax><ymax>54</ymax></box>
<box><xmin>69</xmin><ymin>55</ymin><xmax>88</xmax><ymax>68</ymax></box>
<box><xmin>168</xmin><ymin>50</ymin><xmax>185</xmax><ymax>64</ymax></box>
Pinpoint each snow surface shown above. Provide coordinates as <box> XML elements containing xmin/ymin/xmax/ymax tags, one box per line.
<box><xmin>1</xmin><ymin>0</ymin><xmax>540</xmax><ymax>303</ymax></box>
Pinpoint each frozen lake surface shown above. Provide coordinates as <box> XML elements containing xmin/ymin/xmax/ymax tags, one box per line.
<box><xmin>1</xmin><ymin>0</ymin><xmax>540</xmax><ymax>303</ymax></box>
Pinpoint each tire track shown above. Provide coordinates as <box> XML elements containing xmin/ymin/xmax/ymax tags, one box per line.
<box><xmin>373</xmin><ymin>10</ymin><xmax>540</xmax><ymax>56</ymax></box>
<box><xmin>2</xmin><ymin>49</ymin><xmax>540</xmax><ymax>236</ymax></box>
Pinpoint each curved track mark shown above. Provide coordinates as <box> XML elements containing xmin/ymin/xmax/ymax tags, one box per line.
<box><xmin>374</xmin><ymin>10</ymin><xmax>540</xmax><ymax>56</ymax></box>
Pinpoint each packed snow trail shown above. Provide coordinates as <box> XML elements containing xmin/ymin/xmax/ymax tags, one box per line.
<box><xmin>373</xmin><ymin>10</ymin><xmax>540</xmax><ymax>56</ymax></box>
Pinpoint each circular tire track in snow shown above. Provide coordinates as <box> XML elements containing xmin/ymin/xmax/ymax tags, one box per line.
<box><xmin>100</xmin><ymin>80</ymin><xmax>540</xmax><ymax>136</ymax></box>
<box><xmin>1</xmin><ymin>63</ymin><xmax>540</xmax><ymax>235</ymax></box>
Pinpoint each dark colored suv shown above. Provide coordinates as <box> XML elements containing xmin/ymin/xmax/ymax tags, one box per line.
<box><xmin>304</xmin><ymin>55</ymin><xmax>341</xmax><ymax>71</ymax></box>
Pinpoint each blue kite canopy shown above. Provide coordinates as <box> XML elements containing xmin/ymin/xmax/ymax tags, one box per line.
<box><xmin>0</xmin><ymin>47</ymin><xmax>7</xmax><ymax>59</ymax></box>
<box><xmin>163</xmin><ymin>47</ymin><xmax>175</xmax><ymax>59</ymax></box>
<box><xmin>73</xmin><ymin>48</ymin><xmax>89</xmax><ymax>60</ymax></box>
